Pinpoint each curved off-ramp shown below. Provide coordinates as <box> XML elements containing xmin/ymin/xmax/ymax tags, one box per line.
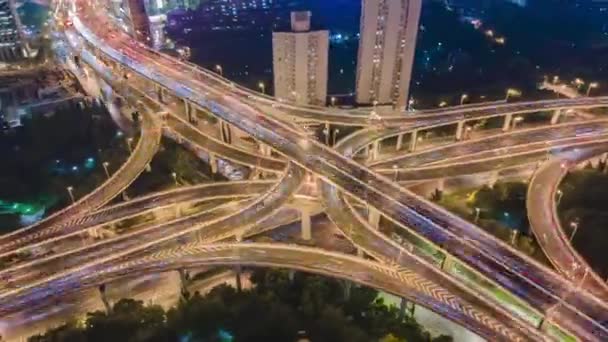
<box><xmin>528</xmin><ymin>145</ymin><xmax>608</xmax><ymax>302</ymax></box>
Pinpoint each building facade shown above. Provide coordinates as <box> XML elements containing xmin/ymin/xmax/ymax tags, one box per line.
<box><xmin>0</xmin><ymin>0</ymin><xmax>26</xmax><ymax>62</ymax></box>
<box><xmin>355</xmin><ymin>0</ymin><xmax>422</xmax><ymax>109</ymax></box>
<box><xmin>125</xmin><ymin>0</ymin><xmax>152</xmax><ymax>44</ymax></box>
<box><xmin>272</xmin><ymin>11</ymin><xmax>328</xmax><ymax>106</ymax></box>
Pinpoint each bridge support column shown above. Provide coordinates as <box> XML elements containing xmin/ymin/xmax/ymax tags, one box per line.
<box><xmin>396</xmin><ymin>133</ymin><xmax>404</xmax><ymax>151</ymax></box>
<box><xmin>184</xmin><ymin>99</ymin><xmax>192</xmax><ymax>123</ymax></box>
<box><xmin>178</xmin><ymin>268</ymin><xmax>190</xmax><ymax>299</ymax></box>
<box><xmin>551</xmin><ymin>109</ymin><xmax>561</xmax><ymax>125</ymax></box>
<box><xmin>399</xmin><ymin>297</ymin><xmax>408</xmax><ymax>320</ymax></box>
<box><xmin>368</xmin><ymin>207</ymin><xmax>381</xmax><ymax>229</ymax></box>
<box><xmin>409</xmin><ymin>130</ymin><xmax>418</xmax><ymax>152</ymax></box>
<box><xmin>455</xmin><ymin>121</ymin><xmax>465</xmax><ymax>141</ymax></box>
<box><xmin>155</xmin><ymin>84</ymin><xmax>164</xmax><ymax>103</ymax></box>
<box><xmin>259</xmin><ymin>143</ymin><xmax>271</xmax><ymax>157</ymax></box>
<box><xmin>441</xmin><ymin>254</ymin><xmax>455</xmax><ymax>272</ymax></box>
<box><xmin>98</xmin><ymin>284</ymin><xmax>112</xmax><ymax>313</ymax></box>
<box><xmin>235</xmin><ymin>235</ymin><xmax>243</xmax><ymax>292</ymax></box>
<box><xmin>209</xmin><ymin>153</ymin><xmax>218</xmax><ymax>174</ymax></box>
<box><xmin>220</xmin><ymin>120</ymin><xmax>232</xmax><ymax>144</ymax></box>
<box><xmin>175</xmin><ymin>203</ymin><xmax>185</xmax><ymax>218</ymax></box>
<box><xmin>371</xmin><ymin>140</ymin><xmax>380</xmax><ymax>160</ymax></box>
<box><xmin>235</xmin><ymin>265</ymin><xmax>243</xmax><ymax>292</ymax></box>
<box><xmin>502</xmin><ymin>113</ymin><xmax>513</xmax><ymax>132</ymax></box>
<box><xmin>488</xmin><ymin>170</ymin><xmax>499</xmax><ymax>187</ymax></box>
<box><xmin>300</xmin><ymin>209</ymin><xmax>311</xmax><ymax>240</ymax></box>
<box><xmin>510</xmin><ymin>229</ymin><xmax>519</xmax><ymax>246</ymax></box>
<box><xmin>343</xmin><ymin>280</ymin><xmax>352</xmax><ymax>301</ymax></box>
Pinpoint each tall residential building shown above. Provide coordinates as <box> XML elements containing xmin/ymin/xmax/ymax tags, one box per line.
<box><xmin>125</xmin><ymin>0</ymin><xmax>152</xmax><ymax>44</ymax></box>
<box><xmin>0</xmin><ymin>0</ymin><xmax>26</xmax><ymax>62</ymax></box>
<box><xmin>355</xmin><ymin>0</ymin><xmax>422</xmax><ymax>109</ymax></box>
<box><xmin>272</xmin><ymin>11</ymin><xmax>329</xmax><ymax>106</ymax></box>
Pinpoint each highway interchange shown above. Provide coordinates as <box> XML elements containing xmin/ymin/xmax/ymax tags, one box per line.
<box><xmin>2</xmin><ymin>0</ymin><xmax>608</xmax><ymax>340</ymax></box>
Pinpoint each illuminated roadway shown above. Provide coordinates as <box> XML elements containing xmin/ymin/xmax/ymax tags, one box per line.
<box><xmin>0</xmin><ymin>94</ymin><xmax>162</xmax><ymax>256</ymax></box>
<box><xmin>57</xmin><ymin>2</ymin><xmax>608</xmax><ymax>339</ymax></box>
<box><xmin>528</xmin><ymin>145</ymin><xmax>608</xmax><ymax>302</ymax></box>
<box><xmin>4</xmin><ymin>0</ymin><xmax>608</xmax><ymax>340</ymax></box>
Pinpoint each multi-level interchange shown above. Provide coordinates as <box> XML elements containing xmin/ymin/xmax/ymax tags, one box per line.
<box><xmin>2</xmin><ymin>0</ymin><xmax>608</xmax><ymax>341</ymax></box>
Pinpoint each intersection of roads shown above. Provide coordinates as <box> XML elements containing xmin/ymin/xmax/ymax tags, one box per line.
<box><xmin>2</xmin><ymin>0</ymin><xmax>608</xmax><ymax>341</ymax></box>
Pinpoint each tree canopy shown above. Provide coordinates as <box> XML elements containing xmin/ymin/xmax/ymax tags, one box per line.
<box><xmin>28</xmin><ymin>269</ymin><xmax>453</xmax><ymax>342</ymax></box>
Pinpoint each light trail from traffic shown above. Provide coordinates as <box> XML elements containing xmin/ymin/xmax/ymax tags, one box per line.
<box><xmin>7</xmin><ymin>1</ymin><xmax>608</xmax><ymax>340</ymax></box>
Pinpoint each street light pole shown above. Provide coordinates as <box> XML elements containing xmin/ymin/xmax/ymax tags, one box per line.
<box><xmin>126</xmin><ymin>137</ymin><xmax>133</xmax><ymax>153</ymax></box>
<box><xmin>569</xmin><ymin>221</ymin><xmax>579</xmax><ymax>242</ymax></box>
<box><xmin>556</xmin><ymin>189</ymin><xmax>564</xmax><ymax>206</ymax></box>
<box><xmin>102</xmin><ymin>162</ymin><xmax>110</xmax><ymax>179</ymax></box>
<box><xmin>322</xmin><ymin>127</ymin><xmax>329</xmax><ymax>145</ymax></box>
<box><xmin>172</xmin><ymin>172</ymin><xmax>178</xmax><ymax>186</ymax></box>
<box><xmin>215</xmin><ymin>65</ymin><xmax>223</xmax><ymax>76</ymax></box>
<box><xmin>587</xmin><ymin>82</ymin><xmax>599</xmax><ymax>96</ymax></box>
<box><xmin>474</xmin><ymin>207</ymin><xmax>481</xmax><ymax>223</ymax></box>
<box><xmin>66</xmin><ymin>186</ymin><xmax>75</xmax><ymax>203</ymax></box>
<box><xmin>460</xmin><ymin>94</ymin><xmax>468</xmax><ymax>105</ymax></box>
<box><xmin>392</xmin><ymin>165</ymin><xmax>399</xmax><ymax>182</ymax></box>
<box><xmin>258</xmin><ymin>82</ymin><xmax>265</xmax><ymax>94</ymax></box>
<box><xmin>332</xmin><ymin>128</ymin><xmax>340</xmax><ymax>146</ymax></box>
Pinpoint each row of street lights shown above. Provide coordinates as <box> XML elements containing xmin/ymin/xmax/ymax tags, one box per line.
<box><xmin>437</xmin><ymin>88</ymin><xmax>521</xmax><ymax>108</ymax></box>
<box><xmin>215</xmin><ymin>64</ymin><xmax>268</xmax><ymax>94</ymax></box>
<box><xmin>550</xmin><ymin>75</ymin><xmax>599</xmax><ymax>96</ymax></box>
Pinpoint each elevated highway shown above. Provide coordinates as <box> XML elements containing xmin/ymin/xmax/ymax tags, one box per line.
<box><xmin>528</xmin><ymin>146</ymin><xmax>608</xmax><ymax>301</ymax></box>
<box><xmin>7</xmin><ymin>1</ymin><xmax>607</xmax><ymax>340</ymax></box>
<box><xmin>59</xmin><ymin>3</ymin><xmax>608</xmax><ymax>340</ymax></box>
<box><xmin>0</xmin><ymin>91</ymin><xmax>162</xmax><ymax>256</ymax></box>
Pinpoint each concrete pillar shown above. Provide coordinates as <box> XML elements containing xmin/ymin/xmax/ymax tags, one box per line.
<box><xmin>396</xmin><ymin>133</ymin><xmax>403</xmax><ymax>151</ymax></box>
<box><xmin>343</xmin><ymin>280</ymin><xmax>352</xmax><ymax>301</ymax></box>
<box><xmin>371</xmin><ymin>140</ymin><xmax>380</xmax><ymax>160</ymax></box>
<box><xmin>156</xmin><ymin>84</ymin><xmax>164</xmax><ymax>103</ymax></box>
<box><xmin>550</xmin><ymin>109</ymin><xmax>561</xmax><ymax>125</ymax></box>
<box><xmin>301</xmin><ymin>209</ymin><xmax>311</xmax><ymax>240</ymax></box>
<box><xmin>357</xmin><ymin>248</ymin><xmax>364</xmax><ymax>258</ymax></box>
<box><xmin>510</xmin><ymin>229</ymin><xmax>519</xmax><ymax>246</ymax></box>
<box><xmin>178</xmin><ymin>269</ymin><xmax>190</xmax><ymax>299</ymax></box>
<box><xmin>235</xmin><ymin>265</ymin><xmax>243</xmax><ymax>292</ymax></box>
<box><xmin>455</xmin><ymin>120</ymin><xmax>465</xmax><ymax>141</ymax></box>
<box><xmin>184</xmin><ymin>99</ymin><xmax>191</xmax><ymax>122</ymax></box>
<box><xmin>441</xmin><ymin>254</ymin><xmax>455</xmax><ymax>272</ymax></box>
<box><xmin>209</xmin><ymin>153</ymin><xmax>218</xmax><ymax>173</ymax></box>
<box><xmin>175</xmin><ymin>203</ymin><xmax>184</xmax><ymax>217</ymax></box>
<box><xmin>288</xmin><ymin>270</ymin><xmax>295</xmax><ymax>283</ymax></box>
<box><xmin>409</xmin><ymin>130</ymin><xmax>418</xmax><ymax>152</ymax></box>
<box><xmin>436</xmin><ymin>178</ymin><xmax>445</xmax><ymax>192</ymax></box>
<box><xmin>502</xmin><ymin>113</ymin><xmax>513</xmax><ymax>132</ymax></box>
<box><xmin>98</xmin><ymin>284</ymin><xmax>112</xmax><ymax>313</ymax></box>
<box><xmin>224</xmin><ymin>122</ymin><xmax>232</xmax><ymax>144</ymax></box>
<box><xmin>368</xmin><ymin>207</ymin><xmax>381</xmax><ymax>229</ymax></box>
<box><xmin>399</xmin><ymin>297</ymin><xmax>407</xmax><ymax>320</ymax></box>
<box><xmin>258</xmin><ymin>143</ymin><xmax>271</xmax><ymax>157</ymax></box>
<box><xmin>488</xmin><ymin>170</ymin><xmax>499</xmax><ymax>187</ymax></box>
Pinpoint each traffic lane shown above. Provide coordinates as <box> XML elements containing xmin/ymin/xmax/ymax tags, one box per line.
<box><xmin>71</xmin><ymin>13</ymin><xmax>608</xmax><ymax>337</ymax></box>
<box><xmin>372</xmin><ymin>120</ymin><xmax>608</xmax><ymax>169</ymax></box>
<box><xmin>0</xmin><ymin>162</ymin><xmax>303</xmax><ymax>303</ymax></box>
<box><xmin>166</xmin><ymin>115</ymin><xmax>285</xmax><ymax>171</ymax></box>
<box><xmin>0</xmin><ymin>110</ymin><xmax>160</xmax><ymax>255</ymax></box>
<box><xmin>0</xmin><ymin>200</ymin><xmax>249</xmax><ymax>292</ymax></box>
<box><xmin>320</xmin><ymin>180</ymin><xmax>550</xmax><ymax>341</ymax></box>
<box><xmin>0</xmin><ymin>242</ymin><xmax>537</xmax><ymax>342</ymax></box>
<box><xmin>0</xmin><ymin>181</ymin><xmax>274</xmax><ymax>263</ymax></box>
<box><xmin>378</xmin><ymin>139</ymin><xmax>608</xmax><ymax>181</ymax></box>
